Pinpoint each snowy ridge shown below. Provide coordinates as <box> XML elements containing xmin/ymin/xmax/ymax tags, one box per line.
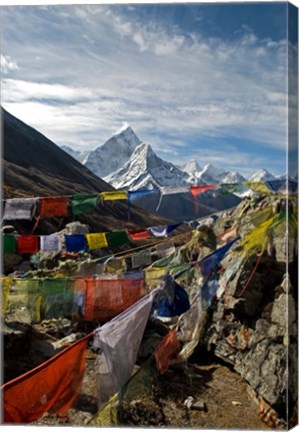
<box><xmin>104</xmin><ymin>143</ymin><xmax>189</xmax><ymax>190</ymax></box>
<box><xmin>248</xmin><ymin>169</ymin><xmax>276</xmax><ymax>182</ymax></box>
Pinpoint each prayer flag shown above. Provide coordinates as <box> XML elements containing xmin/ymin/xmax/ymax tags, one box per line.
<box><xmin>128</xmin><ymin>229</ymin><xmax>151</xmax><ymax>241</ymax></box>
<box><xmin>128</xmin><ymin>190</ymin><xmax>156</xmax><ymax>201</ymax></box>
<box><xmin>105</xmin><ymin>258</ymin><xmax>127</xmax><ymax>275</ymax></box>
<box><xmin>88</xmin><ymin>394</ymin><xmax>119</xmax><ymax>426</ymax></box>
<box><xmin>3</xmin><ymin>198</ymin><xmax>38</xmax><ymax>221</ymax></box>
<box><xmin>200</xmin><ymin>237</ymin><xmax>240</xmax><ymax>278</ymax></box>
<box><xmin>190</xmin><ymin>185</ymin><xmax>217</xmax><ymax>213</ymax></box>
<box><xmin>84</xmin><ymin>277</ymin><xmax>143</xmax><ymax>322</ymax></box>
<box><xmin>155</xmin><ymin>280</ymin><xmax>190</xmax><ymax>317</ymax></box>
<box><xmin>2</xmin><ymin>334</ymin><xmax>90</xmax><ymax>423</ymax></box>
<box><xmin>101</xmin><ymin>191</ymin><xmax>128</xmax><ymax>201</ymax></box>
<box><xmin>39</xmin><ymin>196</ymin><xmax>68</xmax><ymax>218</ymax></box>
<box><xmin>148</xmin><ymin>223</ymin><xmax>181</xmax><ymax>238</ymax></box>
<box><xmin>190</xmin><ymin>185</ymin><xmax>218</xmax><ymax>196</ymax></box>
<box><xmin>6</xmin><ymin>279</ymin><xmax>41</xmax><ymax>322</ymax></box>
<box><xmin>65</xmin><ymin>234</ymin><xmax>86</xmax><ymax>252</ymax></box>
<box><xmin>86</xmin><ymin>233</ymin><xmax>108</xmax><ymax>250</ymax></box>
<box><xmin>131</xmin><ymin>248</ymin><xmax>152</xmax><ymax>268</ymax></box>
<box><xmin>156</xmin><ymin>187</ymin><xmax>189</xmax><ymax>211</ymax></box>
<box><xmin>40</xmin><ymin>235</ymin><xmax>62</xmax><ymax>253</ymax></box>
<box><xmin>245</xmin><ymin>182</ymin><xmax>270</xmax><ymax>194</ymax></box>
<box><xmin>144</xmin><ymin>266</ymin><xmax>168</xmax><ymax>289</ymax></box>
<box><xmin>216</xmin><ymin>226</ymin><xmax>238</xmax><ymax>245</ymax></box>
<box><xmin>72</xmin><ymin>194</ymin><xmax>99</xmax><ymax>216</ymax></box>
<box><xmin>1</xmin><ymin>277</ymin><xmax>11</xmax><ymax>315</ymax></box>
<box><xmin>39</xmin><ymin>278</ymin><xmax>75</xmax><ymax>320</ymax></box>
<box><xmin>93</xmin><ymin>291</ymin><xmax>155</xmax><ymax>405</ymax></box>
<box><xmin>17</xmin><ymin>235</ymin><xmax>39</xmax><ymax>254</ymax></box>
<box><xmin>3</xmin><ymin>235</ymin><xmax>17</xmax><ymax>253</ymax></box>
<box><xmin>200</xmin><ymin>275</ymin><xmax>219</xmax><ymax>309</ymax></box>
<box><xmin>154</xmin><ymin>329</ymin><xmax>180</xmax><ymax>375</ymax></box>
<box><xmin>106</xmin><ymin>231</ymin><xmax>129</xmax><ymax>247</ymax></box>
<box><xmin>220</xmin><ymin>183</ymin><xmax>247</xmax><ymax>195</ymax></box>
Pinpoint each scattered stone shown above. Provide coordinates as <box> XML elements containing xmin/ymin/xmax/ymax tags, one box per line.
<box><xmin>231</xmin><ymin>401</ymin><xmax>242</xmax><ymax>406</ymax></box>
<box><xmin>191</xmin><ymin>401</ymin><xmax>207</xmax><ymax>412</ymax></box>
<box><xmin>183</xmin><ymin>396</ymin><xmax>195</xmax><ymax>410</ymax></box>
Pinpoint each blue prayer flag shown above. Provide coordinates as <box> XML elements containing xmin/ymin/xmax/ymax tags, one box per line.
<box><xmin>200</xmin><ymin>237</ymin><xmax>240</xmax><ymax>278</ymax></box>
<box><xmin>65</xmin><ymin>235</ymin><xmax>87</xmax><ymax>252</ymax></box>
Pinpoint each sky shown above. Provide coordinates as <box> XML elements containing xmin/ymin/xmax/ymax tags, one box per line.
<box><xmin>1</xmin><ymin>1</ymin><xmax>297</xmax><ymax>178</ymax></box>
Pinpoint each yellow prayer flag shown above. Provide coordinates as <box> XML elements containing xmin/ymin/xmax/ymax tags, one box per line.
<box><xmin>86</xmin><ymin>233</ymin><xmax>108</xmax><ymax>250</ymax></box>
<box><xmin>101</xmin><ymin>191</ymin><xmax>128</xmax><ymax>201</ymax></box>
<box><xmin>144</xmin><ymin>266</ymin><xmax>167</xmax><ymax>289</ymax></box>
<box><xmin>245</xmin><ymin>182</ymin><xmax>271</xmax><ymax>194</ymax></box>
<box><xmin>1</xmin><ymin>277</ymin><xmax>11</xmax><ymax>315</ymax></box>
<box><xmin>88</xmin><ymin>394</ymin><xmax>119</xmax><ymax>426</ymax></box>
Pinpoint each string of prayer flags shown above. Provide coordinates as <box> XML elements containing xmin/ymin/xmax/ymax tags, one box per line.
<box><xmin>154</xmin><ymin>329</ymin><xmax>180</xmax><ymax>375</ymax></box>
<box><xmin>40</xmin><ymin>235</ymin><xmax>62</xmax><ymax>253</ymax></box>
<box><xmin>84</xmin><ymin>277</ymin><xmax>143</xmax><ymax>322</ymax></box>
<box><xmin>131</xmin><ymin>248</ymin><xmax>152</xmax><ymax>269</ymax></box>
<box><xmin>106</xmin><ymin>231</ymin><xmax>129</xmax><ymax>247</ymax></box>
<box><xmin>148</xmin><ymin>223</ymin><xmax>181</xmax><ymax>238</ymax></box>
<box><xmin>65</xmin><ymin>234</ymin><xmax>87</xmax><ymax>252</ymax></box>
<box><xmin>245</xmin><ymin>181</ymin><xmax>270</xmax><ymax>195</ymax></box>
<box><xmin>1</xmin><ymin>333</ymin><xmax>90</xmax><ymax>423</ymax></box>
<box><xmin>39</xmin><ymin>196</ymin><xmax>68</xmax><ymax>217</ymax></box>
<box><xmin>199</xmin><ymin>237</ymin><xmax>240</xmax><ymax>278</ymax></box>
<box><xmin>17</xmin><ymin>235</ymin><xmax>39</xmax><ymax>254</ymax></box>
<box><xmin>86</xmin><ymin>233</ymin><xmax>108</xmax><ymax>250</ymax></box>
<box><xmin>220</xmin><ymin>183</ymin><xmax>247</xmax><ymax>195</ymax></box>
<box><xmin>3</xmin><ymin>235</ymin><xmax>17</xmax><ymax>253</ymax></box>
<box><xmin>101</xmin><ymin>191</ymin><xmax>128</xmax><ymax>201</ymax></box>
<box><xmin>3</xmin><ymin>198</ymin><xmax>38</xmax><ymax>221</ymax></box>
<box><xmin>72</xmin><ymin>194</ymin><xmax>99</xmax><ymax>216</ymax></box>
<box><xmin>93</xmin><ymin>291</ymin><xmax>155</xmax><ymax>405</ymax></box>
<box><xmin>190</xmin><ymin>184</ymin><xmax>218</xmax><ymax>213</ymax></box>
<box><xmin>128</xmin><ymin>229</ymin><xmax>151</xmax><ymax>241</ymax></box>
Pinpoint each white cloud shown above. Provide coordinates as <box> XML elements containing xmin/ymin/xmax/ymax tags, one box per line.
<box><xmin>0</xmin><ymin>5</ymin><xmax>289</xmax><ymax>175</ymax></box>
<box><xmin>1</xmin><ymin>54</ymin><xmax>19</xmax><ymax>73</ymax></box>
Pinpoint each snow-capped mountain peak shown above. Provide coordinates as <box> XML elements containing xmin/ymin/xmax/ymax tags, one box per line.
<box><xmin>181</xmin><ymin>159</ymin><xmax>203</xmax><ymax>175</ymax></box>
<box><xmin>104</xmin><ymin>142</ymin><xmax>188</xmax><ymax>191</ymax></box>
<box><xmin>249</xmin><ymin>169</ymin><xmax>276</xmax><ymax>182</ymax></box>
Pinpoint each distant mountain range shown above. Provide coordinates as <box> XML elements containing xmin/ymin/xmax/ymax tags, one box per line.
<box><xmin>61</xmin><ymin>125</ymin><xmax>279</xmax><ymax>189</ymax></box>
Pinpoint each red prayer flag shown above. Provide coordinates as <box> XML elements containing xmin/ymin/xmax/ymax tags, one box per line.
<box><xmin>128</xmin><ymin>229</ymin><xmax>151</xmax><ymax>241</ymax></box>
<box><xmin>190</xmin><ymin>185</ymin><xmax>217</xmax><ymax>214</ymax></box>
<box><xmin>17</xmin><ymin>235</ymin><xmax>39</xmax><ymax>254</ymax></box>
<box><xmin>190</xmin><ymin>185</ymin><xmax>218</xmax><ymax>197</ymax></box>
<box><xmin>84</xmin><ymin>278</ymin><xmax>143</xmax><ymax>322</ymax></box>
<box><xmin>154</xmin><ymin>329</ymin><xmax>180</xmax><ymax>375</ymax></box>
<box><xmin>40</xmin><ymin>196</ymin><xmax>68</xmax><ymax>218</ymax></box>
<box><xmin>1</xmin><ymin>334</ymin><xmax>91</xmax><ymax>423</ymax></box>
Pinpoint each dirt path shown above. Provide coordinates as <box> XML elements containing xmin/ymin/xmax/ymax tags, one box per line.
<box><xmin>33</xmin><ymin>349</ymin><xmax>270</xmax><ymax>429</ymax></box>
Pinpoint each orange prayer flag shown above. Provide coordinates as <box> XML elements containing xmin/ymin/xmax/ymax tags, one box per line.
<box><xmin>154</xmin><ymin>329</ymin><xmax>180</xmax><ymax>375</ymax></box>
<box><xmin>84</xmin><ymin>278</ymin><xmax>143</xmax><ymax>322</ymax></box>
<box><xmin>40</xmin><ymin>196</ymin><xmax>68</xmax><ymax>218</ymax></box>
<box><xmin>1</xmin><ymin>333</ymin><xmax>91</xmax><ymax>423</ymax></box>
<box><xmin>216</xmin><ymin>226</ymin><xmax>238</xmax><ymax>245</ymax></box>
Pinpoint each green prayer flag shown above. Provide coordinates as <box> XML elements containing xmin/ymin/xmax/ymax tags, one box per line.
<box><xmin>72</xmin><ymin>194</ymin><xmax>99</xmax><ymax>216</ymax></box>
<box><xmin>107</xmin><ymin>231</ymin><xmax>129</xmax><ymax>247</ymax></box>
<box><xmin>220</xmin><ymin>183</ymin><xmax>246</xmax><ymax>194</ymax></box>
<box><xmin>39</xmin><ymin>278</ymin><xmax>75</xmax><ymax>320</ymax></box>
<box><xmin>3</xmin><ymin>235</ymin><xmax>17</xmax><ymax>253</ymax></box>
